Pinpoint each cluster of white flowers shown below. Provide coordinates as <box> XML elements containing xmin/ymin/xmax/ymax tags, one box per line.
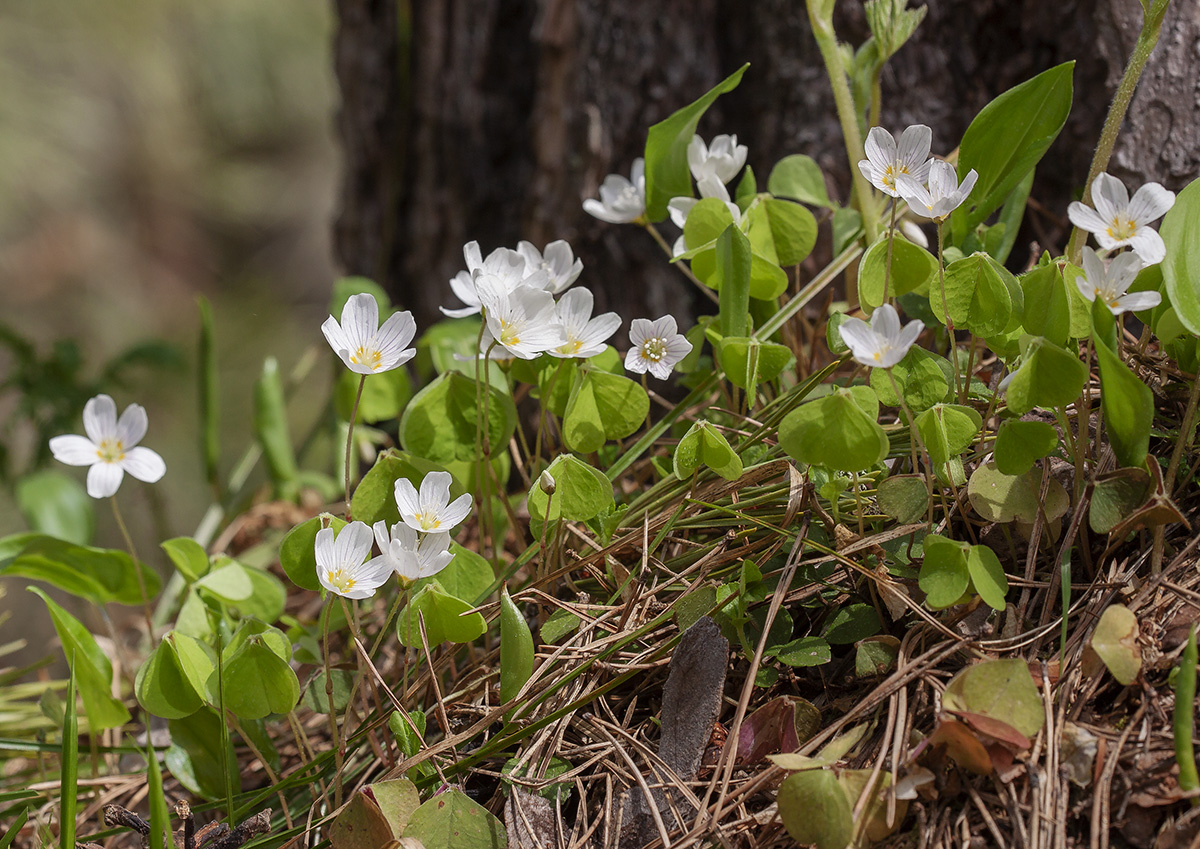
<box><xmin>665</xmin><ymin>134</ymin><xmax>748</xmax><ymax>256</ymax></box>
<box><xmin>858</xmin><ymin>124</ymin><xmax>978</xmax><ymax>225</ymax></box>
<box><xmin>315</xmin><ymin>470</ymin><xmax>471</xmax><ymax>598</ymax></box>
<box><xmin>1068</xmin><ymin>173</ymin><xmax>1174</xmax><ymax>315</ymax></box>
<box><xmin>442</xmin><ymin>239</ymin><xmax>621</xmax><ymax>361</ymax></box>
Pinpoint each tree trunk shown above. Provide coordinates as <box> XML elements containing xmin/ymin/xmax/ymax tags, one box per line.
<box><xmin>333</xmin><ymin>0</ymin><xmax>1200</xmax><ymax>332</ymax></box>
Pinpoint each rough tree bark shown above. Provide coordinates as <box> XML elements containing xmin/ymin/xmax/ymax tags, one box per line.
<box><xmin>333</xmin><ymin>0</ymin><xmax>1200</xmax><ymax>332</ymax></box>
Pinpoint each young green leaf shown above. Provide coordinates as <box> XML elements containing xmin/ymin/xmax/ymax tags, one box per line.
<box><xmin>499</xmin><ymin>587</ymin><xmax>534</xmax><ymax>706</ymax></box>
<box><xmin>562</xmin><ymin>370</ymin><xmax>649</xmax><ymax>454</ymax></box>
<box><xmin>2</xmin><ymin>536</ymin><xmax>161</xmax><ymax>606</ymax></box>
<box><xmin>767</xmin><ymin>154</ymin><xmax>833</xmax><ymax>208</ymax></box>
<box><xmin>29</xmin><ymin>587</ymin><xmax>130</xmax><ymax>730</ymax></box>
<box><xmin>1160</xmin><ymin>176</ymin><xmax>1200</xmax><ymax>335</ymax></box>
<box><xmin>779</xmin><ymin>388</ymin><xmax>889</xmax><ymax>472</ymax></box>
<box><xmin>952</xmin><ymin>62</ymin><xmax>1074</xmax><ymax>239</ymax></box>
<box><xmin>398</xmin><ymin>582</ymin><xmax>487</xmax><ymax>648</ymax></box>
<box><xmin>993</xmin><ymin>420</ymin><xmax>1059</xmax><ymax>475</ymax></box>
<box><xmin>161</xmin><ymin>538</ymin><xmax>210</xmax><ymax>583</ymax></box>
<box><xmin>1004</xmin><ymin>337</ymin><xmax>1088</xmax><ymax>415</ymax></box>
<box><xmin>279</xmin><ymin>515</ymin><xmax>347</xmax><ymax>592</ymax></box>
<box><xmin>869</xmin><ymin>346</ymin><xmax>949</xmax><ymax>412</ymax></box>
<box><xmin>253</xmin><ymin>357</ymin><xmax>299</xmax><ymax>500</ymax></box>
<box><xmin>919</xmin><ymin>535</ymin><xmax>970</xmax><ymax>609</ymax></box>
<box><xmin>929</xmin><ymin>252</ymin><xmax>1013</xmax><ymax>337</ymax></box>
<box><xmin>966</xmin><ymin>544</ymin><xmax>1009</xmax><ymax>611</ymax></box>
<box><xmin>403</xmin><ymin>788</ymin><xmax>506</xmax><ymax>849</ymax></box>
<box><xmin>673</xmin><ymin>420</ymin><xmax>743</xmax><ymax>481</ymax></box>
<box><xmin>858</xmin><ymin>235</ymin><xmax>938</xmax><ymax>312</ymax></box>
<box><xmin>164</xmin><ymin>709</ymin><xmax>239</xmax><ymax>801</ymax></box>
<box><xmin>136</xmin><ymin>633</ymin><xmax>204</xmax><ymax>720</ymax></box>
<box><xmin>1093</xmin><ymin>309</ymin><xmax>1153</xmax><ymax>468</ymax></box>
<box><xmin>716</xmin><ymin>224</ymin><xmax>753</xmax><ymax>338</ymax></box>
<box><xmin>643</xmin><ymin>64</ymin><xmax>749</xmax><ymax>221</ymax></box>
<box><xmin>14</xmin><ymin>471</ymin><xmax>94</xmax><ymax>546</ymax></box>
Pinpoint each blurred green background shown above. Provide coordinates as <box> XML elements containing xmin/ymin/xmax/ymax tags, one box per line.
<box><xmin>0</xmin><ymin>0</ymin><xmax>343</xmax><ymax>645</ymax></box>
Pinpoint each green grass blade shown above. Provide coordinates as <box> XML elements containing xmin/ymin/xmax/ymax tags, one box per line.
<box><xmin>0</xmin><ymin>807</ymin><xmax>29</xmax><ymax>849</ymax></box>
<box><xmin>59</xmin><ymin>656</ymin><xmax>77</xmax><ymax>849</ymax></box>
<box><xmin>198</xmin><ymin>296</ymin><xmax>220</xmax><ymax>491</ymax></box>
<box><xmin>146</xmin><ymin>728</ymin><xmax>174</xmax><ymax>849</ymax></box>
<box><xmin>1174</xmin><ymin>626</ymin><xmax>1198</xmax><ymax>802</ymax></box>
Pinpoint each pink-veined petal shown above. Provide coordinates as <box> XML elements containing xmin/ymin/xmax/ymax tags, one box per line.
<box><xmin>649</xmin><ymin>315</ymin><xmax>679</xmax><ymax>340</ymax></box>
<box><xmin>897</xmin><ymin>125</ymin><xmax>932</xmax><ymax>173</ymax></box>
<box><xmin>864</xmin><ymin>127</ymin><xmax>894</xmax><ymax>170</ymax></box>
<box><xmin>115</xmin><ymin>403</ymin><xmax>148</xmax><ymax>448</ymax></box>
<box><xmin>121</xmin><ymin>447</ymin><xmax>165</xmax><ymax>483</ymax></box>
<box><xmin>87</xmin><ymin>462</ymin><xmax>123</xmax><ymax>499</ymax></box>
<box><xmin>50</xmin><ymin>434</ymin><xmax>99</xmax><ymax>466</ymax></box>
<box><xmin>578</xmin><ymin>312</ymin><xmax>622</xmax><ymax>348</ymax></box>
<box><xmin>647</xmin><ymin>358</ymin><xmax>674</xmax><ymax>380</ymax></box>
<box><xmin>1128</xmin><ymin>182</ymin><xmax>1175</xmax><ymax>225</ymax></box>
<box><xmin>341</xmin><ymin>294</ymin><xmax>380</xmax><ymax>353</ymax></box>
<box><xmin>333</xmin><ymin>520</ymin><xmax>373</xmax><ymax>568</ymax></box>
<box><xmin>1090</xmin><ymin>173</ymin><xmax>1128</xmax><ymax>224</ymax></box>
<box><xmin>439</xmin><ymin>493</ymin><xmax>473</xmax><ymax>529</ymax></box>
<box><xmin>375</xmin><ymin>310</ymin><xmax>417</xmax><ymax>356</ymax></box>
<box><xmin>927</xmin><ymin>160</ymin><xmax>955</xmax><ymax>199</ymax></box>
<box><xmin>627</xmin><ymin>318</ymin><xmax>653</xmax><ymax>348</ymax></box>
<box><xmin>83</xmin><ymin>395</ymin><xmax>117</xmax><ymax>444</ymax></box>
<box><xmin>625</xmin><ymin>346</ymin><xmax>649</xmax><ymax>374</ymax></box>
<box><xmin>556</xmin><ymin>288</ymin><xmax>595</xmax><ymax>333</ymax></box>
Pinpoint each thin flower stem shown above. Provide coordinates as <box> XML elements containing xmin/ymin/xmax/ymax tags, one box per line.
<box><xmin>110</xmin><ymin>498</ymin><xmax>155</xmax><ymax>640</ymax></box>
<box><xmin>1166</xmin><ymin>365</ymin><xmax>1200</xmax><ymax>493</ymax></box>
<box><xmin>320</xmin><ymin>601</ymin><xmax>344</xmax><ymax>807</ymax></box>
<box><xmin>885</xmin><ymin>368</ymin><xmax>935</xmax><ymax>523</ymax></box>
<box><xmin>343</xmin><ymin>374</ymin><xmax>367</xmax><ymax>518</ymax></box>
<box><xmin>881</xmin><ymin>199</ymin><xmax>898</xmax><ymax>304</ymax></box>
<box><xmin>400</xmin><ymin>586</ymin><xmax>412</xmax><ymax>704</ymax></box>
<box><xmin>642</xmin><ymin>223</ymin><xmax>720</xmax><ymax>305</ymax></box>
<box><xmin>369</xmin><ymin>586</ymin><xmax>407</xmax><ymax>660</ymax></box>
<box><xmin>935</xmin><ymin>222</ymin><xmax>964</xmax><ymax>400</ymax></box>
<box><xmin>534</xmin><ymin>359</ymin><xmax>568</xmax><ymax>466</ymax></box>
<box><xmin>642</xmin><ymin>373</ymin><xmax>652</xmax><ymax>432</ymax></box>
<box><xmin>1066</xmin><ymin>0</ymin><xmax>1171</xmax><ymax>264</ymax></box>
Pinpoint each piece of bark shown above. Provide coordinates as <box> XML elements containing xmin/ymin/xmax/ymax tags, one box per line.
<box><xmin>618</xmin><ymin>615</ymin><xmax>728</xmax><ymax>848</ymax></box>
<box><xmin>505</xmin><ymin>788</ymin><xmax>560</xmax><ymax>849</ymax></box>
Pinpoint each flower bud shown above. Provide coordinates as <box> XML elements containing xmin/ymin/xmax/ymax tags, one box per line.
<box><xmin>539</xmin><ymin>470</ymin><xmax>556</xmax><ymax>495</ymax></box>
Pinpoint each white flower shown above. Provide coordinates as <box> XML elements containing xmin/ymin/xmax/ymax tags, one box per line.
<box><xmin>624</xmin><ymin>315</ymin><xmax>693</xmax><ymax>380</ymax></box>
<box><xmin>443</xmin><ymin>242</ymin><xmax>546</xmax><ymax>318</ymax></box>
<box><xmin>583</xmin><ymin>158</ymin><xmax>646</xmax><ymax>224</ymax></box>
<box><xmin>837</xmin><ymin>304</ymin><xmax>924</xmax><ymax>369</ymax></box>
<box><xmin>1077</xmin><ymin>247</ymin><xmax>1160</xmax><ymax>316</ymax></box>
<box><xmin>667</xmin><ymin>175</ymin><xmax>742</xmax><ymax>256</ymax></box>
<box><xmin>315</xmin><ymin>521</ymin><xmax>392</xmax><ymax>600</ymax></box>
<box><xmin>516</xmin><ymin>240</ymin><xmax>583</xmax><ymax>295</ymax></box>
<box><xmin>476</xmin><ymin>274</ymin><xmax>566</xmax><ymax>359</ymax></box>
<box><xmin>896</xmin><ymin>160</ymin><xmax>979</xmax><ymax>221</ymax></box>
<box><xmin>371</xmin><ymin>520</ymin><xmax>455</xmax><ymax>588</ymax></box>
<box><xmin>1067</xmin><ymin>173</ymin><xmax>1175</xmax><ymax>265</ymax></box>
<box><xmin>322</xmin><ymin>293</ymin><xmax>417</xmax><ymax>374</ymax></box>
<box><xmin>549</xmin><ymin>288</ymin><xmax>621</xmax><ymax>359</ymax></box>
<box><xmin>49</xmin><ymin>395</ymin><xmax>166</xmax><ymax>499</ymax></box>
<box><xmin>687</xmin><ymin>134</ymin><xmax>748</xmax><ymax>185</ymax></box>
<box><xmin>858</xmin><ymin>125</ymin><xmax>933</xmax><ymax>198</ymax></box>
<box><xmin>394</xmin><ymin>471</ymin><xmax>473</xmax><ymax>534</ymax></box>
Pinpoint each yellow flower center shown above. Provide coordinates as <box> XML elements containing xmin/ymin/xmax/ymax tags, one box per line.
<box><xmin>499</xmin><ymin>318</ymin><xmax>522</xmax><ymax>347</ymax></box>
<box><xmin>558</xmin><ymin>338</ymin><xmax>583</xmax><ymax>355</ymax></box>
<box><xmin>96</xmin><ymin>439</ymin><xmax>126</xmax><ymax>463</ymax></box>
<box><xmin>1107</xmin><ymin>215</ymin><xmax>1137</xmax><ymax>242</ymax></box>
<box><xmin>350</xmin><ymin>345</ymin><xmax>383</xmax><ymax>371</ymax></box>
<box><xmin>325</xmin><ymin>568</ymin><xmax>357</xmax><ymax>594</ymax></box>
<box><xmin>639</xmin><ymin>338</ymin><xmax>667</xmax><ymax>362</ymax></box>
<box><xmin>414</xmin><ymin>512</ymin><xmax>442</xmax><ymax>531</ymax></box>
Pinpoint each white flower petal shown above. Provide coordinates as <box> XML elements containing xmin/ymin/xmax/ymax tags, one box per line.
<box><xmin>115</xmin><ymin>404</ymin><xmax>147</xmax><ymax>448</ymax></box>
<box><xmin>83</xmin><ymin>395</ymin><xmax>117</xmax><ymax>444</ymax></box>
<box><xmin>649</xmin><ymin>315</ymin><xmax>679</xmax><ymax>339</ymax></box>
<box><xmin>439</xmin><ymin>493</ymin><xmax>473</xmax><ymax>530</ymax></box>
<box><xmin>624</xmin><ymin>346</ymin><xmax>648</xmax><ymax>374</ymax></box>
<box><xmin>896</xmin><ymin>125</ymin><xmax>932</xmax><ymax>172</ymax></box>
<box><xmin>1112</xmin><ymin>291</ymin><xmax>1162</xmax><ymax>314</ymax></box>
<box><xmin>394</xmin><ymin>478</ymin><xmax>421</xmax><ymax>518</ymax></box>
<box><xmin>864</xmin><ymin>127</ymin><xmax>894</xmax><ymax>169</ymax></box>
<box><xmin>321</xmin><ymin>316</ymin><xmax>352</xmax><ymax>364</ymax></box>
<box><xmin>1128</xmin><ymin>229</ymin><xmax>1166</xmax><ymax>265</ymax></box>
<box><xmin>342</xmin><ymin>294</ymin><xmax>380</xmax><ymax>353</ymax></box>
<box><xmin>1090</xmin><ymin>173</ymin><xmax>1128</xmax><ymax>224</ymax></box>
<box><xmin>1128</xmin><ymin>182</ymin><xmax>1175</xmax><ymax>225</ymax></box>
<box><xmin>870</xmin><ymin>304</ymin><xmax>902</xmax><ymax>341</ymax></box>
<box><xmin>1067</xmin><ymin>202</ymin><xmax>1109</xmax><ymax>236</ymax></box>
<box><xmin>87</xmin><ymin>462</ymin><xmax>124</xmax><ymax>498</ymax></box>
<box><xmin>333</xmin><ymin>520</ymin><xmax>373</xmax><ymax>568</ymax></box>
<box><xmin>314</xmin><ymin>527</ymin><xmax>337</xmax><ymax>570</ymax></box>
<box><xmin>49</xmin><ymin>435</ymin><xmax>99</xmax><ymax>466</ymax></box>
<box><xmin>121</xmin><ymin>447</ymin><xmax>165</xmax><ymax>483</ymax></box>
